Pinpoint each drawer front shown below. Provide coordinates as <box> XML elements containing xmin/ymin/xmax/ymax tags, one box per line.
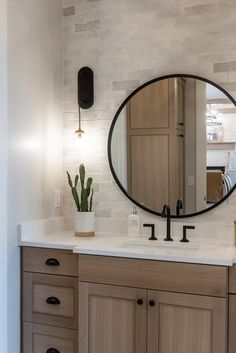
<box><xmin>229</xmin><ymin>265</ymin><xmax>236</xmax><ymax>293</ymax></box>
<box><xmin>23</xmin><ymin>273</ymin><xmax>78</xmax><ymax>329</ymax></box>
<box><xmin>23</xmin><ymin>322</ymin><xmax>78</xmax><ymax>353</ymax></box>
<box><xmin>32</xmin><ymin>284</ymin><xmax>74</xmax><ymax>317</ymax></box>
<box><xmin>22</xmin><ymin>247</ymin><xmax>78</xmax><ymax>276</ymax></box>
<box><xmin>79</xmin><ymin>255</ymin><xmax>228</xmax><ymax>297</ymax></box>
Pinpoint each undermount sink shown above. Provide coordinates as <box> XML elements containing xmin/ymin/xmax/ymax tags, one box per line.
<box><xmin>120</xmin><ymin>239</ymin><xmax>199</xmax><ymax>251</ymax></box>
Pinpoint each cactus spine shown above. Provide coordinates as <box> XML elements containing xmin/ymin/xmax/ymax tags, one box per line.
<box><xmin>67</xmin><ymin>164</ymin><xmax>93</xmax><ymax>212</ymax></box>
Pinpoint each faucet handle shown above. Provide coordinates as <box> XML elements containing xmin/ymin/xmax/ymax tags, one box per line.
<box><xmin>180</xmin><ymin>225</ymin><xmax>195</xmax><ymax>243</ymax></box>
<box><xmin>176</xmin><ymin>199</ymin><xmax>183</xmax><ymax>216</ymax></box>
<box><xmin>161</xmin><ymin>205</ymin><xmax>167</xmax><ymax>218</ymax></box>
<box><xmin>143</xmin><ymin>224</ymin><xmax>157</xmax><ymax>240</ymax></box>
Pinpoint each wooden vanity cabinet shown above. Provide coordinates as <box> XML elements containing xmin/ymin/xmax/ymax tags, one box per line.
<box><xmin>79</xmin><ymin>255</ymin><xmax>228</xmax><ymax>353</ymax></box>
<box><xmin>21</xmin><ymin>248</ymin><xmax>229</xmax><ymax>353</ymax></box>
<box><xmin>79</xmin><ymin>282</ymin><xmax>226</xmax><ymax>353</ymax></box>
<box><xmin>21</xmin><ymin>247</ymin><xmax>78</xmax><ymax>353</ymax></box>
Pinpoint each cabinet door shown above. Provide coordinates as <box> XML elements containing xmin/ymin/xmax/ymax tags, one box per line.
<box><xmin>147</xmin><ymin>290</ymin><xmax>227</xmax><ymax>353</ymax></box>
<box><xmin>129</xmin><ymin>80</ymin><xmax>169</xmax><ymax>129</ymax></box>
<box><xmin>79</xmin><ymin>282</ymin><xmax>147</xmax><ymax>353</ymax></box>
<box><xmin>129</xmin><ymin>133</ymin><xmax>169</xmax><ymax>211</ymax></box>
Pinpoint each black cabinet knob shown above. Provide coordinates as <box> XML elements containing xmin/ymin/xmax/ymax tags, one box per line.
<box><xmin>46</xmin><ymin>297</ymin><xmax>61</xmax><ymax>305</ymax></box>
<box><xmin>149</xmin><ymin>300</ymin><xmax>156</xmax><ymax>307</ymax></box>
<box><xmin>137</xmin><ymin>299</ymin><xmax>143</xmax><ymax>305</ymax></box>
<box><xmin>46</xmin><ymin>349</ymin><xmax>60</xmax><ymax>353</ymax></box>
<box><xmin>45</xmin><ymin>258</ymin><xmax>60</xmax><ymax>266</ymax></box>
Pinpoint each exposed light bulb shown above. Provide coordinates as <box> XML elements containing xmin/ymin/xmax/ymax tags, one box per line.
<box><xmin>75</xmin><ymin>128</ymin><xmax>85</xmax><ymax>138</ymax></box>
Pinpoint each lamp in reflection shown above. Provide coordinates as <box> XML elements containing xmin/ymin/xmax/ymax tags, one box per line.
<box><xmin>206</xmin><ymin>105</ymin><xmax>223</xmax><ymax>126</ymax></box>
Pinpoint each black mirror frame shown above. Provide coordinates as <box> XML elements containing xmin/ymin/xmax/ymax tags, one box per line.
<box><xmin>108</xmin><ymin>73</ymin><xmax>236</xmax><ymax>218</ymax></box>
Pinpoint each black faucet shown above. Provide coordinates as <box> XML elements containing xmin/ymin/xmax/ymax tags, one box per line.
<box><xmin>180</xmin><ymin>225</ymin><xmax>195</xmax><ymax>242</ymax></box>
<box><xmin>176</xmin><ymin>199</ymin><xmax>183</xmax><ymax>216</ymax></box>
<box><xmin>161</xmin><ymin>205</ymin><xmax>173</xmax><ymax>241</ymax></box>
<box><xmin>143</xmin><ymin>224</ymin><xmax>157</xmax><ymax>240</ymax></box>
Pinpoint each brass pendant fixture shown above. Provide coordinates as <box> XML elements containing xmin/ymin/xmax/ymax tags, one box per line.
<box><xmin>75</xmin><ymin>106</ymin><xmax>85</xmax><ymax>137</ymax></box>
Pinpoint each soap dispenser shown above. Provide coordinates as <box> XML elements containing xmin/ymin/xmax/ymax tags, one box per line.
<box><xmin>128</xmin><ymin>207</ymin><xmax>140</xmax><ymax>237</ymax></box>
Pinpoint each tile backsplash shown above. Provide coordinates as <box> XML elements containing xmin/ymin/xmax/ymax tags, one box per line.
<box><xmin>63</xmin><ymin>0</ymin><xmax>236</xmax><ymax>227</ymax></box>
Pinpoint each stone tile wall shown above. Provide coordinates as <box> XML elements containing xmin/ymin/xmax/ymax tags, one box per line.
<box><xmin>62</xmin><ymin>0</ymin><xmax>236</xmax><ymax>228</ymax></box>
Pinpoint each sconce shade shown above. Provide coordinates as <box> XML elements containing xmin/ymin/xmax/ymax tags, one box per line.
<box><xmin>78</xmin><ymin>67</ymin><xmax>94</xmax><ymax>109</ymax></box>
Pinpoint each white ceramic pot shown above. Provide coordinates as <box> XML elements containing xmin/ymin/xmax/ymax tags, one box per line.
<box><xmin>74</xmin><ymin>211</ymin><xmax>95</xmax><ymax>237</ymax></box>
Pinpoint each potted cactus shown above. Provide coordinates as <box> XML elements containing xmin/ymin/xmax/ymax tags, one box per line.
<box><xmin>67</xmin><ymin>164</ymin><xmax>95</xmax><ymax>237</ymax></box>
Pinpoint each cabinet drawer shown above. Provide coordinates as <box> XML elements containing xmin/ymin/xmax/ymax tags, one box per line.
<box><xmin>22</xmin><ymin>247</ymin><xmax>78</xmax><ymax>276</ymax></box>
<box><xmin>23</xmin><ymin>322</ymin><xmax>78</xmax><ymax>353</ymax></box>
<box><xmin>79</xmin><ymin>255</ymin><xmax>228</xmax><ymax>297</ymax></box>
<box><xmin>23</xmin><ymin>273</ymin><xmax>78</xmax><ymax>329</ymax></box>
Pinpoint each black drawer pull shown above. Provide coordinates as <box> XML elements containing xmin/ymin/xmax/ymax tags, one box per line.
<box><xmin>46</xmin><ymin>349</ymin><xmax>60</xmax><ymax>353</ymax></box>
<box><xmin>149</xmin><ymin>300</ymin><xmax>156</xmax><ymax>307</ymax></box>
<box><xmin>46</xmin><ymin>297</ymin><xmax>61</xmax><ymax>305</ymax></box>
<box><xmin>45</xmin><ymin>258</ymin><xmax>60</xmax><ymax>267</ymax></box>
<box><xmin>137</xmin><ymin>299</ymin><xmax>143</xmax><ymax>305</ymax></box>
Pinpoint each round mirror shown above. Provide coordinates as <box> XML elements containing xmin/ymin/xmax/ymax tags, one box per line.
<box><xmin>108</xmin><ymin>74</ymin><xmax>236</xmax><ymax>217</ymax></box>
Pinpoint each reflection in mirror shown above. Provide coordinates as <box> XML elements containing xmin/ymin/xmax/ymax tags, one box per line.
<box><xmin>110</xmin><ymin>76</ymin><xmax>236</xmax><ymax>216</ymax></box>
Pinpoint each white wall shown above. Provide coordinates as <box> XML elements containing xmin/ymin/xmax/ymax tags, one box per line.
<box><xmin>0</xmin><ymin>0</ymin><xmax>8</xmax><ymax>351</ymax></box>
<box><xmin>7</xmin><ymin>1</ymin><xmax>63</xmax><ymax>352</ymax></box>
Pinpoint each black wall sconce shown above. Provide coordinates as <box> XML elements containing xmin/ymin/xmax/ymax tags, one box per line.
<box><xmin>75</xmin><ymin>67</ymin><xmax>94</xmax><ymax>137</ymax></box>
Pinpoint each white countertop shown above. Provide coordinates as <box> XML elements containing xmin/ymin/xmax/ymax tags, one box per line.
<box><xmin>17</xmin><ymin>225</ymin><xmax>236</xmax><ymax>266</ymax></box>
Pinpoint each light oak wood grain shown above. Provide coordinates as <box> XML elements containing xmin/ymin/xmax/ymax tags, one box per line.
<box><xmin>23</xmin><ymin>322</ymin><xmax>78</xmax><ymax>353</ymax></box>
<box><xmin>32</xmin><ymin>283</ymin><xmax>74</xmax><ymax>317</ymax></box>
<box><xmin>147</xmin><ymin>290</ymin><xmax>227</xmax><ymax>353</ymax></box>
<box><xmin>129</xmin><ymin>80</ymin><xmax>169</xmax><ymax>129</ymax></box>
<box><xmin>23</xmin><ymin>272</ymin><xmax>78</xmax><ymax>329</ymax></box>
<box><xmin>129</xmin><ymin>134</ymin><xmax>169</xmax><ymax>211</ymax></box>
<box><xmin>127</xmin><ymin>78</ymin><xmax>185</xmax><ymax>212</ymax></box>
<box><xmin>79</xmin><ymin>281</ymin><xmax>147</xmax><ymax>353</ymax></box>
<box><xmin>79</xmin><ymin>255</ymin><xmax>228</xmax><ymax>297</ymax></box>
<box><xmin>22</xmin><ymin>247</ymin><xmax>78</xmax><ymax>276</ymax></box>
